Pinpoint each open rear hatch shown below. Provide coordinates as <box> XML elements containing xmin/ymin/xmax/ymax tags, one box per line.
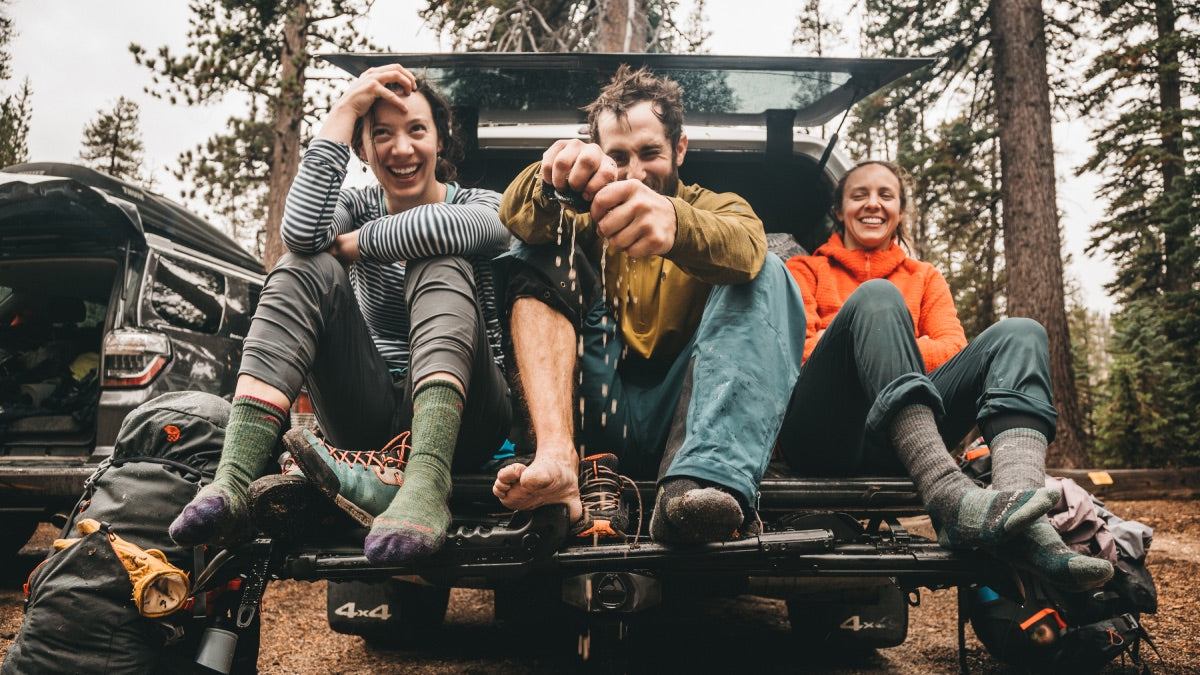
<box><xmin>321</xmin><ymin>53</ymin><xmax>929</xmax><ymax>250</ymax></box>
<box><xmin>0</xmin><ymin>172</ymin><xmax>143</xmax><ymax>459</ymax></box>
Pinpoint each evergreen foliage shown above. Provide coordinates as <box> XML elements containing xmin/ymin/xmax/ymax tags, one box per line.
<box><xmin>79</xmin><ymin>97</ymin><xmax>145</xmax><ymax>181</ymax></box>
<box><xmin>1076</xmin><ymin>0</ymin><xmax>1200</xmax><ymax>466</ymax></box>
<box><xmin>1093</xmin><ymin>291</ymin><xmax>1200</xmax><ymax>467</ymax></box>
<box><xmin>418</xmin><ymin>0</ymin><xmax>703</xmax><ymax>53</ymax></box>
<box><xmin>0</xmin><ymin>0</ymin><xmax>31</xmax><ymax>167</ymax></box>
<box><xmin>129</xmin><ymin>0</ymin><xmax>377</xmax><ymax>263</ymax></box>
<box><xmin>1077</xmin><ymin>0</ymin><xmax>1198</xmax><ymax>301</ymax></box>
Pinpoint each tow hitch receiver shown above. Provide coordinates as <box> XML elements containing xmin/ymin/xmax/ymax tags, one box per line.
<box><xmin>563</xmin><ymin>572</ymin><xmax>662</xmax><ymax>613</ymax></box>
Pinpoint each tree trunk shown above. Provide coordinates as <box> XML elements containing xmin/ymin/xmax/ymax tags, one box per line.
<box><xmin>1153</xmin><ymin>0</ymin><xmax>1187</xmax><ymax>293</ymax></box>
<box><xmin>595</xmin><ymin>0</ymin><xmax>648</xmax><ymax>52</ymax></box>
<box><xmin>990</xmin><ymin>0</ymin><xmax>1087</xmax><ymax>467</ymax></box>
<box><xmin>261</xmin><ymin>0</ymin><xmax>309</xmax><ymax>270</ymax></box>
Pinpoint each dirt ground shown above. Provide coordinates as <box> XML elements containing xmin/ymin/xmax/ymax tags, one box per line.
<box><xmin>1</xmin><ymin>498</ymin><xmax>1196</xmax><ymax>673</ymax></box>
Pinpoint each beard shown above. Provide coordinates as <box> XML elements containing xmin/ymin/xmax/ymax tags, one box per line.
<box><xmin>644</xmin><ymin>164</ymin><xmax>680</xmax><ymax>197</ymax></box>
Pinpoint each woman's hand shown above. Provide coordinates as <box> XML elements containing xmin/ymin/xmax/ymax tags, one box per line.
<box><xmin>317</xmin><ymin>64</ymin><xmax>418</xmax><ymax>144</ymax></box>
<box><xmin>328</xmin><ymin>231</ymin><xmax>362</xmax><ymax>264</ymax></box>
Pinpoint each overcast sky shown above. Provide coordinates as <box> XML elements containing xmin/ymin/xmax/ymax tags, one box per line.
<box><xmin>4</xmin><ymin>0</ymin><xmax>1114</xmax><ymax>312</ymax></box>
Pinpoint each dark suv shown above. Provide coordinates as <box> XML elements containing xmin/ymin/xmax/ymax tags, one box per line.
<box><xmin>0</xmin><ymin>163</ymin><xmax>264</xmax><ymax>555</ymax></box>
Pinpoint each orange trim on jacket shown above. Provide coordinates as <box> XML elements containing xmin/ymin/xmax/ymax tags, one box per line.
<box><xmin>785</xmin><ymin>233</ymin><xmax>967</xmax><ymax>372</ymax></box>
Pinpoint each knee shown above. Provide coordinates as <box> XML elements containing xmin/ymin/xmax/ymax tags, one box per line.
<box><xmin>405</xmin><ymin>256</ymin><xmax>477</xmax><ymax>302</ymax></box>
<box><xmin>267</xmin><ymin>251</ymin><xmax>348</xmax><ymax>293</ymax></box>
<box><xmin>986</xmin><ymin>317</ymin><xmax>1048</xmax><ymax>352</ymax></box>
<box><xmin>844</xmin><ymin>279</ymin><xmax>906</xmax><ymax>316</ymax></box>
<box><xmin>505</xmin><ymin>253</ymin><xmax>591</xmax><ymax>328</ymax></box>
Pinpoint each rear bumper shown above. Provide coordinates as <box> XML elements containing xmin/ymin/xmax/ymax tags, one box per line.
<box><xmin>0</xmin><ymin>463</ymin><xmax>97</xmax><ymax>509</ymax></box>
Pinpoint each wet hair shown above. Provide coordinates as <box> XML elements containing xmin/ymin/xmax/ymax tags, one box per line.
<box><xmin>584</xmin><ymin>64</ymin><xmax>685</xmax><ymax>148</ymax></box>
<box><xmin>830</xmin><ymin>160</ymin><xmax>914</xmax><ymax>250</ymax></box>
<box><xmin>351</xmin><ymin>75</ymin><xmax>463</xmax><ymax>182</ymax></box>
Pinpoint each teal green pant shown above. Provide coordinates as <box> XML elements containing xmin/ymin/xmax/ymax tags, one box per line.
<box><xmin>504</xmin><ymin>244</ymin><xmax>806</xmax><ymax>507</ymax></box>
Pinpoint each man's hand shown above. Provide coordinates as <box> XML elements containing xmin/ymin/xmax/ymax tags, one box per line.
<box><xmin>328</xmin><ymin>231</ymin><xmax>362</xmax><ymax>263</ymax></box>
<box><xmin>541</xmin><ymin>139</ymin><xmax>618</xmax><ymax>203</ymax></box>
<box><xmin>591</xmin><ymin>179</ymin><xmax>677</xmax><ymax>258</ymax></box>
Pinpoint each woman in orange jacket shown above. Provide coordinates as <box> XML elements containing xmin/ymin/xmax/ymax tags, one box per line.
<box><xmin>779</xmin><ymin>160</ymin><xmax>1112</xmax><ymax>590</ymax></box>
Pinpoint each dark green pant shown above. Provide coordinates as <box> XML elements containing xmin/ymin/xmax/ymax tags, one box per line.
<box><xmin>779</xmin><ymin>280</ymin><xmax>1057</xmax><ymax>476</ymax></box>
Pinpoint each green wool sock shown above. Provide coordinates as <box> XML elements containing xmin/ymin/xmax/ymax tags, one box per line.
<box><xmin>212</xmin><ymin>395</ymin><xmax>288</xmax><ymax>494</ymax></box>
<box><xmin>990</xmin><ymin>427</ymin><xmax>1114</xmax><ymax>589</ymax></box>
<box><xmin>364</xmin><ymin>380</ymin><xmax>463</xmax><ymax>564</ymax></box>
<box><xmin>170</xmin><ymin>395</ymin><xmax>286</xmax><ymax>546</ymax></box>
<box><xmin>890</xmin><ymin>406</ymin><xmax>1058</xmax><ymax>550</ymax></box>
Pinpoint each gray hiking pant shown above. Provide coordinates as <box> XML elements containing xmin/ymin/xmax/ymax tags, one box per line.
<box><xmin>240</xmin><ymin>252</ymin><xmax>511</xmax><ymax>468</ymax></box>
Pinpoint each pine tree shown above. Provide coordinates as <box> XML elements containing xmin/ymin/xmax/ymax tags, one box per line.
<box><xmin>1079</xmin><ymin>0</ymin><xmax>1200</xmax><ymax>467</ymax></box>
<box><xmin>78</xmin><ymin>97</ymin><xmax>145</xmax><ymax>181</ymax></box>
<box><xmin>0</xmin><ymin>0</ymin><xmax>31</xmax><ymax>167</ymax></box>
<box><xmin>418</xmin><ymin>0</ymin><xmax>696</xmax><ymax>53</ymax></box>
<box><xmin>792</xmin><ymin>0</ymin><xmax>843</xmax><ymax>57</ymax></box>
<box><xmin>1077</xmin><ymin>0</ymin><xmax>1198</xmax><ymax>301</ymax></box>
<box><xmin>129</xmin><ymin>1</ymin><xmax>376</xmax><ymax>267</ymax></box>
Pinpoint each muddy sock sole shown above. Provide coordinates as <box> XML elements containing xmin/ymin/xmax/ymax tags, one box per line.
<box><xmin>364</xmin><ymin>492</ymin><xmax>452</xmax><ymax>564</ymax></box>
<box><xmin>649</xmin><ymin>479</ymin><xmax>743</xmax><ymax>544</ymax></box>
<box><xmin>169</xmin><ymin>482</ymin><xmax>250</xmax><ymax>547</ymax></box>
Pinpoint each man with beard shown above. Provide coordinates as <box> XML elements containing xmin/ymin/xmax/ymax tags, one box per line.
<box><xmin>494</xmin><ymin>65</ymin><xmax>806</xmax><ymax>544</ymax></box>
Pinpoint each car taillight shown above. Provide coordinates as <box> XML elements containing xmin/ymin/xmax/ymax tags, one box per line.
<box><xmin>103</xmin><ymin>329</ymin><xmax>172</xmax><ymax>387</ymax></box>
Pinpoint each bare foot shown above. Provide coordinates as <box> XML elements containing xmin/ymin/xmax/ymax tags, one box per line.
<box><xmin>493</xmin><ymin>449</ymin><xmax>582</xmax><ymax>522</ymax></box>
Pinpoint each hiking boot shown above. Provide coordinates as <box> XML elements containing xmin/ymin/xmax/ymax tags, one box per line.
<box><xmin>571</xmin><ymin>453</ymin><xmax>635</xmax><ymax>540</ymax></box>
<box><xmin>648</xmin><ymin>477</ymin><xmax>744</xmax><ymax>544</ymax></box>
<box><xmin>280</xmin><ymin>427</ymin><xmax>411</xmax><ymax>528</ymax></box>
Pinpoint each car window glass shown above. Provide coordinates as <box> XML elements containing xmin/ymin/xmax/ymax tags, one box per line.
<box><xmin>149</xmin><ymin>256</ymin><xmax>225</xmax><ymax>334</ymax></box>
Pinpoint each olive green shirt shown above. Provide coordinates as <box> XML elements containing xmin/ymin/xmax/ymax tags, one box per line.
<box><xmin>500</xmin><ymin>162</ymin><xmax>767</xmax><ymax>361</ymax></box>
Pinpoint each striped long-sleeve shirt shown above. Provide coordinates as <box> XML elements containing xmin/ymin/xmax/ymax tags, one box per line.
<box><xmin>281</xmin><ymin>138</ymin><xmax>509</xmax><ymax>372</ymax></box>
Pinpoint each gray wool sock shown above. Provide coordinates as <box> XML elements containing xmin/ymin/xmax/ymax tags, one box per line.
<box><xmin>890</xmin><ymin>406</ymin><xmax>1058</xmax><ymax>549</ymax></box>
<box><xmin>988</xmin><ymin>427</ymin><xmax>1113</xmax><ymax>590</ymax></box>
<box><xmin>990</xmin><ymin>427</ymin><xmax>1048</xmax><ymax>492</ymax></box>
<box><xmin>890</xmin><ymin>405</ymin><xmax>973</xmax><ymax>509</ymax></box>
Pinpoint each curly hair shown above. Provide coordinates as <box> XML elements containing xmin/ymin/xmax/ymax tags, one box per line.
<box><xmin>583</xmin><ymin>64</ymin><xmax>685</xmax><ymax>148</ymax></box>
<box><xmin>351</xmin><ymin>75</ymin><xmax>463</xmax><ymax>183</ymax></box>
<box><xmin>830</xmin><ymin>160</ymin><xmax>915</xmax><ymax>251</ymax></box>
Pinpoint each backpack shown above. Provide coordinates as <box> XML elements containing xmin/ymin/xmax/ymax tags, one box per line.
<box><xmin>3</xmin><ymin>392</ymin><xmax>261</xmax><ymax>674</ymax></box>
<box><xmin>960</xmin><ymin>441</ymin><xmax>1159</xmax><ymax>673</ymax></box>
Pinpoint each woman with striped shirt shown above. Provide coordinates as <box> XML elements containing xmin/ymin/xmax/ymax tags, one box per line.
<box><xmin>170</xmin><ymin>64</ymin><xmax>513</xmax><ymax>565</ymax></box>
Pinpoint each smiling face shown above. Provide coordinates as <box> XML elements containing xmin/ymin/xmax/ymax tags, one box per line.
<box><xmin>835</xmin><ymin>162</ymin><xmax>905</xmax><ymax>252</ymax></box>
<box><xmin>595</xmin><ymin>100</ymin><xmax>687</xmax><ymax>196</ymax></box>
<box><xmin>362</xmin><ymin>91</ymin><xmax>443</xmax><ymax>213</ymax></box>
